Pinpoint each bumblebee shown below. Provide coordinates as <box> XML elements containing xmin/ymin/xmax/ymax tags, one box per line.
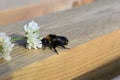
<box><xmin>41</xmin><ymin>34</ymin><xmax>69</xmax><ymax>54</ymax></box>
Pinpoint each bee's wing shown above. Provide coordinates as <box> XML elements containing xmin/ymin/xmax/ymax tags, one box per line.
<box><xmin>51</xmin><ymin>38</ymin><xmax>57</xmax><ymax>42</ymax></box>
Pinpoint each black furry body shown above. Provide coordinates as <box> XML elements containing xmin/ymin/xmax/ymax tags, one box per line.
<box><xmin>41</xmin><ymin>34</ymin><xmax>69</xmax><ymax>54</ymax></box>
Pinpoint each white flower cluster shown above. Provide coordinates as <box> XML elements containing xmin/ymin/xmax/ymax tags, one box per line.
<box><xmin>0</xmin><ymin>33</ymin><xmax>14</xmax><ymax>60</ymax></box>
<box><xmin>0</xmin><ymin>21</ymin><xmax>43</xmax><ymax>61</ymax></box>
<box><xmin>24</xmin><ymin>21</ymin><xmax>42</xmax><ymax>49</ymax></box>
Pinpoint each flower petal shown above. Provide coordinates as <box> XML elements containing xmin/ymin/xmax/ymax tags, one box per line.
<box><xmin>0</xmin><ymin>33</ymin><xmax>14</xmax><ymax>60</ymax></box>
<box><xmin>24</xmin><ymin>25</ymin><xmax>28</xmax><ymax>32</ymax></box>
<box><xmin>3</xmin><ymin>54</ymin><xmax>11</xmax><ymax>60</ymax></box>
<box><xmin>24</xmin><ymin>21</ymin><xmax>43</xmax><ymax>49</ymax></box>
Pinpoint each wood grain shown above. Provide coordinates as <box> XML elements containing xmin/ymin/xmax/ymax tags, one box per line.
<box><xmin>0</xmin><ymin>0</ymin><xmax>120</xmax><ymax>80</ymax></box>
<box><xmin>2</xmin><ymin>27</ymin><xmax>120</xmax><ymax>80</ymax></box>
<box><xmin>0</xmin><ymin>0</ymin><xmax>94</xmax><ymax>26</ymax></box>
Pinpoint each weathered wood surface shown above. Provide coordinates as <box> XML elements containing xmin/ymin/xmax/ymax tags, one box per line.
<box><xmin>0</xmin><ymin>0</ymin><xmax>93</xmax><ymax>10</ymax></box>
<box><xmin>0</xmin><ymin>0</ymin><xmax>120</xmax><ymax>79</ymax></box>
<box><xmin>0</xmin><ymin>0</ymin><xmax>44</xmax><ymax>10</ymax></box>
<box><xmin>10</xmin><ymin>29</ymin><xmax>120</xmax><ymax>80</ymax></box>
<box><xmin>0</xmin><ymin>0</ymin><xmax>94</xmax><ymax>26</ymax></box>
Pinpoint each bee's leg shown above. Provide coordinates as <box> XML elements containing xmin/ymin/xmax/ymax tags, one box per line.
<box><xmin>49</xmin><ymin>43</ymin><xmax>59</xmax><ymax>54</ymax></box>
<box><xmin>53</xmin><ymin>48</ymin><xmax>58</xmax><ymax>54</ymax></box>
<box><xmin>61</xmin><ymin>45</ymin><xmax>70</xmax><ymax>49</ymax></box>
<box><xmin>52</xmin><ymin>45</ymin><xmax>58</xmax><ymax>54</ymax></box>
<box><xmin>42</xmin><ymin>45</ymin><xmax>46</xmax><ymax>50</ymax></box>
<box><xmin>48</xmin><ymin>44</ymin><xmax>53</xmax><ymax>50</ymax></box>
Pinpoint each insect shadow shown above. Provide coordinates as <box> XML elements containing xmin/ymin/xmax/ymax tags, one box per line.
<box><xmin>10</xmin><ymin>34</ymin><xmax>27</xmax><ymax>47</ymax></box>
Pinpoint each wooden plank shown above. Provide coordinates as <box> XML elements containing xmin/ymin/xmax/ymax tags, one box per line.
<box><xmin>6</xmin><ymin>29</ymin><xmax>120</xmax><ymax>80</ymax></box>
<box><xmin>0</xmin><ymin>0</ymin><xmax>44</xmax><ymax>10</ymax></box>
<box><xmin>0</xmin><ymin>0</ymin><xmax>94</xmax><ymax>26</ymax></box>
<box><xmin>0</xmin><ymin>0</ymin><xmax>72</xmax><ymax>26</ymax></box>
<box><xmin>0</xmin><ymin>0</ymin><xmax>93</xmax><ymax>10</ymax></box>
<box><xmin>0</xmin><ymin>0</ymin><xmax>120</xmax><ymax>79</ymax></box>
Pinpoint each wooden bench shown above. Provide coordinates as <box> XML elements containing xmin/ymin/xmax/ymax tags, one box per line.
<box><xmin>0</xmin><ymin>0</ymin><xmax>120</xmax><ymax>79</ymax></box>
<box><xmin>0</xmin><ymin>0</ymin><xmax>94</xmax><ymax>26</ymax></box>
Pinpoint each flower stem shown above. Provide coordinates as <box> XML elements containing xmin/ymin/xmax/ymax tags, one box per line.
<box><xmin>38</xmin><ymin>35</ymin><xmax>43</xmax><ymax>39</ymax></box>
<box><xmin>0</xmin><ymin>45</ymin><xmax>2</xmax><ymax>52</ymax></box>
<box><xmin>11</xmin><ymin>37</ymin><xmax>27</xmax><ymax>42</ymax></box>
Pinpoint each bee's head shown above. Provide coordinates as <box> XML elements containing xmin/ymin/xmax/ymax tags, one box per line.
<box><xmin>41</xmin><ymin>38</ymin><xmax>49</xmax><ymax>45</ymax></box>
